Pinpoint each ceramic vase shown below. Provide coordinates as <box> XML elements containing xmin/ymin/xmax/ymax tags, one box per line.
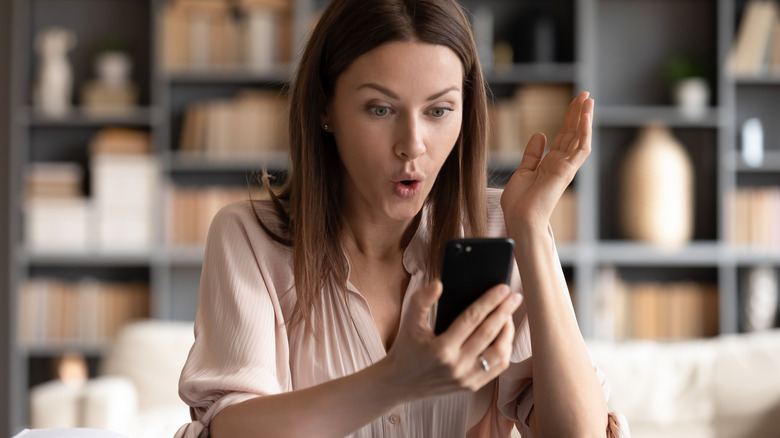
<box><xmin>673</xmin><ymin>77</ymin><xmax>710</xmax><ymax>119</ymax></box>
<box><xmin>741</xmin><ymin>266</ymin><xmax>779</xmax><ymax>332</ymax></box>
<box><xmin>33</xmin><ymin>27</ymin><xmax>77</xmax><ymax>117</ymax></box>
<box><xmin>619</xmin><ymin>124</ymin><xmax>694</xmax><ymax>247</ymax></box>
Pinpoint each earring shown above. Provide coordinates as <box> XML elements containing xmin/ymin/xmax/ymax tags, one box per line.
<box><xmin>323</xmin><ymin>124</ymin><xmax>330</xmax><ymax>131</ymax></box>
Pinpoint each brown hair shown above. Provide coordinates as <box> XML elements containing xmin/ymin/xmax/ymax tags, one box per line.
<box><xmin>256</xmin><ymin>0</ymin><xmax>488</xmax><ymax>331</ymax></box>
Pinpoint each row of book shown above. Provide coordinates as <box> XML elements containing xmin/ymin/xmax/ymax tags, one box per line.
<box><xmin>179</xmin><ymin>89</ymin><xmax>289</xmax><ymax>156</ymax></box>
<box><xmin>160</xmin><ymin>0</ymin><xmax>293</xmax><ymax>72</ymax></box>
<box><xmin>729</xmin><ymin>0</ymin><xmax>780</xmax><ymax>77</ymax></box>
<box><xmin>488</xmin><ymin>84</ymin><xmax>572</xmax><ymax>153</ymax></box>
<box><xmin>594</xmin><ymin>268</ymin><xmax>720</xmax><ymax>340</ymax></box>
<box><xmin>726</xmin><ymin>186</ymin><xmax>780</xmax><ymax>248</ymax></box>
<box><xmin>17</xmin><ymin>279</ymin><xmax>149</xmax><ymax>347</ymax></box>
<box><xmin>166</xmin><ymin>185</ymin><xmax>267</xmax><ymax>245</ymax></box>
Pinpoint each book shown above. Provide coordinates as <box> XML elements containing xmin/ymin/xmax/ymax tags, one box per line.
<box><xmin>729</xmin><ymin>0</ymin><xmax>778</xmax><ymax>77</ymax></box>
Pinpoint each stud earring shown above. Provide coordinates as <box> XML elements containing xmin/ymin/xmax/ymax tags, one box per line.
<box><xmin>323</xmin><ymin>124</ymin><xmax>330</xmax><ymax>131</ymax></box>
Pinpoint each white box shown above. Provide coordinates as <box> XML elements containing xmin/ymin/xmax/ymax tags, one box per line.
<box><xmin>25</xmin><ymin>198</ymin><xmax>92</xmax><ymax>253</ymax></box>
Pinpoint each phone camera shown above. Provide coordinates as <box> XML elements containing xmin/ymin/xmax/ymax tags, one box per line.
<box><xmin>453</xmin><ymin>243</ymin><xmax>463</xmax><ymax>254</ymax></box>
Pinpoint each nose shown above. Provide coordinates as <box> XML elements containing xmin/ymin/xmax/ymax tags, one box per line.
<box><xmin>394</xmin><ymin>113</ymin><xmax>425</xmax><ymax>160</ymax></box>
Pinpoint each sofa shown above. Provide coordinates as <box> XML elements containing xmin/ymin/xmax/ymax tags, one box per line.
<box><xmin>29</xmin><ymin>320</ymin><xmax>194</xmax><ymax>438</ymax></box>
<box><xmin>30</xmin><ymin>320</ymin><xmax>780</xmax><ymax>438</ymax></box>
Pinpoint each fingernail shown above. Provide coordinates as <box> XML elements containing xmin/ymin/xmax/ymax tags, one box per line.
<box><xmin>509</xmin><ymin>293</ymin><xmax>521</xmax><ymax>305</ymax></box>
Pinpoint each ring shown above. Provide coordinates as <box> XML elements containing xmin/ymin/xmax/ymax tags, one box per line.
<box><xmin>478</xmin><ymin>355</ymin><xmax>490</xmax><ymax>372</ymax></box>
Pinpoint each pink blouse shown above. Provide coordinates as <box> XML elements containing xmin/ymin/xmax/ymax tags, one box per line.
<box><xmin>175</xmin><ymin>189</ymin><xmax>629</xmax><ymax>438</ymax></box>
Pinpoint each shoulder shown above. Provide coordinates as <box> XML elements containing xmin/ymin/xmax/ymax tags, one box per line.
<box><xmin>485</xmin><ymin>187</ymin><xmax>507</xmax><ymax>238</ymax></box>
<box><xmin>207</xmin><ymin>198</ymin><xmax>288</xmax><ymax>247</ymax></box>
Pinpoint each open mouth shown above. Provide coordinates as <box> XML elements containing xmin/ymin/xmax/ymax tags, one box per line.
<box><xmin>400</xmin><ymin>180</ymin><xmax>415</xmax><ymax>186</ymax></box>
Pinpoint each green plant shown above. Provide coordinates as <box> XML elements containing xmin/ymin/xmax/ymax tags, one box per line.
<box><xmin>663</xmin><ymin>54</ymin><xmax>708</xmax><ymax>83</ymax></box>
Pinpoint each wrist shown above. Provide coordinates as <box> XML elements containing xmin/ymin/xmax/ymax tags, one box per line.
<box><xmin>371</xmin><ymin>355</ymin><xmax>417</xmax><ymax>406</ymax></box>
<box><xmin>505</xmin><ymin>220</ymin><xmax>552</xmax><ymax>248</ymax></box>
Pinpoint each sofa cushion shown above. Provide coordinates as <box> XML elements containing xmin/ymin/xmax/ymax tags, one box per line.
<box><xmin>713</xmin><ymin>330</ymin><xmax>780</xmax><ymax>438</ymax></box>
<box><xmin>101</xmin><ymin>320</ymin><xmax>194</xmax><ymax>412</ymax></box>
<box><xmin>587</xmin><ymin>339</ymin><xmax>717</xmax><ymax>428</ymax></box>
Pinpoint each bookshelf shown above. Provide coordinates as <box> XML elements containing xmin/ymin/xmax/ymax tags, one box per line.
<box><xmin>6</xmin><ymin>0</ymin><xmax>780</xmax><ymax>435</ymax></box>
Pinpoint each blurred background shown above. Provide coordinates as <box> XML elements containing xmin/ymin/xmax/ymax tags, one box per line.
<box><xmin>2</xmin><ymin>0</ymin><xmax>780</xmax><ymax>437</ymax></box>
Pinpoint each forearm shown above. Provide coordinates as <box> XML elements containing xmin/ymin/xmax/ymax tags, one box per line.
<box><xmin>210</xmin><ymin>357</ymin><xmax>407</xmax><ymax>438</ymax></box>
<box><xmin>510</xmin><ymin>225</ymin><xmax>607</xmax><ymax>438</ymax></box>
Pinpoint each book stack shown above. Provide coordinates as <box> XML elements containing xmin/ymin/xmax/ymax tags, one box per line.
<box><xmin>166</xmin><ymin>185</ymin><xmax>266</xmax><ymax>246</ymax></box>
<box><xmin>160</xmin><ymin>0</ymin><xmax>292</xmax><ymax>72</ymax></box>
<box><xmin>489</xmin><ymin>84</ymin><xmax>572</xmax><ymax>153</ymax></box>
<box><xmin>726</xmin><ymin>186</ymin><xmax>780</xmax><ymax>248</ymax></box>
<box><xmin>89</xmin><ymin>128</ymin><xmax>159</xmax><ymax>252</ymax></box>
<box><xmin>24</xmin><ymin>162</ymin><xmax>91</xmax><ymax>253</ymax></box>
<box><xmin>728</xmin><ymin>0</ymin><xmax>780</xmax><ymax>77</ymax></box>
<box><xmin>594</xmin><ymin>268</ymin><xmax>720</xmax><ymax>340</ymax></box>
<box><xmin>179</xmin><ymin>89</ymin><xmax>289</xmax><ymax>157</ymax></box>
<box><xmin>17</xmin><ymin>278</ymin><xmax>149</xmax><ymax>348</ymax></box>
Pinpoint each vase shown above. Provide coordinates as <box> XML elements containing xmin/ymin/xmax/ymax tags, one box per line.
<box><xmin>673</xmin><ymin>77</ymin><xmax>710</xmax><ymax>119</ymax></box>
<box><xmin>741</xmin><ymin>266</ymin><xmax>779</xmax><ymax>332</ymax></box>
<box><xmin>618</xmin><ymin>124</ymin><xmax>694</xmax><ymax>247</ymax></box>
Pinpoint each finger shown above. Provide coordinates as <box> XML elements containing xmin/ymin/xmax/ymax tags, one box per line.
<box><xmin>550</xmin><ymin>91</ymin><xmax>587</xmax><ymax>153</ymax></box>
<box><xmin>461</xmin><ymin>291</ymin><xmax>521</xmax><ymax>358</ymax></box>
<box><xmin>407</xmin><ymin>280</ymin><xmax>443</xmax><ymax>331</ymax></box>
<box><xmin>568</xmin><ymin>98</ymin><xmax>594</xmax><ymax>157</ymax></box>
<box><xmin>439</xmin><ymin>284</ymin><xmax>510</xmax><ymax>344</ymax></box>
<box><xmin>566</xmin><ymin>91</ymin><xmax>589</xmax><ymax>134</ymax></box>
<box><xmin>477</xmin><ymin>316</ymin><xmax>516</xmax><ymax>376</ymax></box>
<box><xmin>518</xmin><ymin>132</ymin><xmax>546</xmax><ymax>172</ymax></box>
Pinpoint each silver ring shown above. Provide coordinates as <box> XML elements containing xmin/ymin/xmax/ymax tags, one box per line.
<box><xmin>478</xmin><ymin>355</ymin><xmax>490</xmax><ymax>372</ymax></box>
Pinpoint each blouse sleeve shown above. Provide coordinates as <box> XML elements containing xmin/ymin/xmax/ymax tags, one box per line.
<box><xmin>485</xmin><ymin>189</ymin><xmax>630</xmax><ymax>437</ymax></box>
<box><xmin>175</xmin><ymin>202</ymin><xmax>292</xmax><ymax>438</ymax></box>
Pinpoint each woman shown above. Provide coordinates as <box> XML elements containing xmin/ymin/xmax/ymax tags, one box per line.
<box><xmin>176</xmin><ymin>0</ymin><xmax>629</xmax><ymax>437</ymax></box>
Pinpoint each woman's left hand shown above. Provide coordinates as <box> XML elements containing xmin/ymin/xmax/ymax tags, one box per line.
<box><xmin>500</xmin><ymin>91</ymin><xmax>594</xmax><ymax>232</ymax></box>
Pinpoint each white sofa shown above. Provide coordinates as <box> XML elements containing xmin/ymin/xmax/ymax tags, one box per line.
<box><xmin>29</xmin><ymin>320</ymin><xmax>194</xmax><ymax>438</ymax></box>
<box><xmin>30</xmin><ymin>321</ymin><xmax>780</xmax><ymax>438</ymax></box>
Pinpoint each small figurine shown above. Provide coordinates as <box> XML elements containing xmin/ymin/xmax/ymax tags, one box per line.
<box><xmin>33</xmin><ymin>26</ymin><xmax>77</xmax><ymax>117</ymax></box>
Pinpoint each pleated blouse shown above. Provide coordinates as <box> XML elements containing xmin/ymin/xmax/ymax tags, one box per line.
<box><xmin>175</xmin><ymin>189</ymin><xmax>630</xmax><ymax>438</ymax></box>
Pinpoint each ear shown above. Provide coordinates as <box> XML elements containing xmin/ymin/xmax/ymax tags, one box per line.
<box><xmin>319</xmin><ymin>108</ymin><xmax>329</xmax><ymax>129</ymax></box>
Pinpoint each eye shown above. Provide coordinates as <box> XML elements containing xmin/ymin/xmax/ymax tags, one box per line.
<box><xmin>369</xmin><ymin>106</ymin><xmax>391</xmax><ymax>117</ymax></box>
<box><xmin>430</xmin><ymin>107</ymin><xmax>452</xmax><ymax>118</ymax></box>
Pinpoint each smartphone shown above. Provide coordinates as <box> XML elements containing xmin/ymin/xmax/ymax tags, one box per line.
<box><xmin>434</xmin><ymin>237</ymin><xmax>515</xmax><ymax>335</ymax></box>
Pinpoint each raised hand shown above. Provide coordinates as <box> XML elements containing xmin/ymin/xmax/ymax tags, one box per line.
<box><xmin>500</xmin><ymin>91</ymin><xmax>594</xmax><ymax>232</ymax></box>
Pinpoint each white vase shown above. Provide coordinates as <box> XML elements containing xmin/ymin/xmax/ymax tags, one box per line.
<box><xmin>95</xmin><ymin>51</ymin><xmax>132</xmax><ymax>87</ymax></box>
<box><xmin>673</xmin><ymin>77</ymin><xmax>710</xmax><ymax>119</ymax></box>
<box><xmin>33</xmin><ymin>27</ymin><xmax>77</xmax><ymax>117</ymax></box>
<box><xmin>741</xmin><ymin>266</ymin><xmax>779</xmax><ymax>332</ymax></box>
<box><xmin>618</xmin><ymin>124</ymin><xmax>694</xmax><ymax>247</ymax></box>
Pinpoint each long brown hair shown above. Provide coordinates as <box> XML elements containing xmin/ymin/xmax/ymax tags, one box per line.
<box><xmin>256</xmin><ymin>0</ymin><xmax>488</xmax><ymax>331</ymax></box>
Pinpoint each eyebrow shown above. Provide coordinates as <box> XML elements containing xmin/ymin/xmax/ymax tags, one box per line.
<box><xmin>356</xmin><ymin>83</ymin><xmax>461</xmax><ymax>101</ymax></box>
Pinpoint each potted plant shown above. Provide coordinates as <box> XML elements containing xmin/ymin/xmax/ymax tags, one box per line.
<box><xmin>663</xmin><ymin>54</ymin><xmax>710</xmax><ymax>118</ymax></box>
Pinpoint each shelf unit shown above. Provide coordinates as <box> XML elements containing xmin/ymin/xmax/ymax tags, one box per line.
<box><xmin>6</xmin><ymin>0</ymin><xmax>780</xmax><ymax>434</ymax></box>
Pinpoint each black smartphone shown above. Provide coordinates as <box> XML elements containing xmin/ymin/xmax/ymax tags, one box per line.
<box><xmin>434</xmin><ymin>237</ymin><xmax>515</xmax><ymax>335</ymax></box>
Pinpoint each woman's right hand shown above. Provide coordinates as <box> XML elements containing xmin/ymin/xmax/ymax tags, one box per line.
<box><xmin>383</xmin><ymin>280</ymin><xmax>521</xmax><ymax>400</ymax></box>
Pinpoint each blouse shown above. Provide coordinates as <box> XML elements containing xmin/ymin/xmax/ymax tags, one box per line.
<box><xmin>175</xmin><ymin>189</ymin><xmax>630</xmax><ymax>438</ymax></box>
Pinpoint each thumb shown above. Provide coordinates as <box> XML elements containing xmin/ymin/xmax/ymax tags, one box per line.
<box><xmin>406</xmin><ymin>280</ymin><xmax>442</xmax><ymax>330</ymax></box>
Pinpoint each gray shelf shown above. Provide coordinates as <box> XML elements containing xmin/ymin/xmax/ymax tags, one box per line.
<box><xmin>18</xmin><ymin>248</ymin><xmax>157</xmax><ymax>267</ymax></box>
<box><xmin>15</xmin><ymin>106</ymin><xmax>161</xmax><ymax>128</ymax></box>
<box><xmin>594</xmin><ymin>241</ymin><xmax>723</xmax><ymax>266</ymax></box>
<box><xmin>169</xmin><ymin>151</ymin><xmax>290</xmax><ymax>173</ymax></box>
<box><xmin>164</xmin><ymin>67</ymin><xmax>294</xmax><ymax>85</ymax></box>
<box><xmin>597</xmin><ymin>105</ymin><xmax>722</xmax><ymax>128</ymax></box>
<box><xmin>484</xmin><ymin>62</ymin><xmax>577</xmax><ymax>84</ymax></box>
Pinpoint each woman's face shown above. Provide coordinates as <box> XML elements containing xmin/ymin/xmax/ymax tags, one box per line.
<box><xmin>326</xmin><ymin>40</ymin><xmax>464</xmax><ymax>223</ymax></box>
